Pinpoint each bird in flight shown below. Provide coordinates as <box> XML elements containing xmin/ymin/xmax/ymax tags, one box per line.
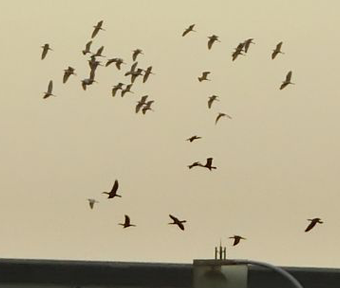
<box><xmin>143</xmin><ymin>66</ymin><xmax>154</xmax><ymax>83</ymax></box>
<box><xmin>41</xmin><ymin>44</ymin><xmax>52</xmax><ymax>60</ymax></box>
<box><xmin>136</xmin><ymin>95</ymin><xmax>149</xmax><ymax>113</ymax></box>
<box><xmin>112</xmin><ymin>83</ymin><xmax>124</xmax><ymax>97</ymax></box>
<box><xmin>232</xmin><ymin>43</ymin><xmax>245</xmax><ymax>61</ymax></box>
<box><xmin>87</xmin><ymin>199</ymin><xmax>99</xmax><ymax>210</ymax></box>
<box><xmin>280</xmin><ymin>71</ymin><xmax>294</xmax><ymax>90</ymax></box>
<box><xmin>82</xmin><ymin>41</ymin><xmax>93</xmax><ymax>55</ymax></box>
<box><xmin>105</xmin><ymin>58</ymin><xmax>125</xmax><ymax>70</ymax></box>
<box><xmin>243</xmin><ymin>38</ymin><xmax>254</xmax><ymax>53</ymax></box>
<box><xmin>119</xmin><ymin>215</ymin><xmax>136</xmax><ymax>228</ymax></box>
<box><xmin>272</xmin><ymin>42</ymin><xmax>284</xmax><ymax>59</ymax></box>
<box><xmin>168</xmin><ymin>214</ymin><xmax>186</xmax><ymax>231</ymax></box>
<box><xmin>121</xmin><ymin>84</ymin><xmax>133</xmax><ymax>97</ymax></box>
<box><xmin>198</xmin><ymin>71</ymin><xmax>211</xmax><ymax>82</ymax></box>
<box><xmin>102</xmin><ymin>180</ymin><xmax>121</xmax><ymax>199</ymax></box>
<box><xmin>188</xmin><ymin>161</ymin><xmax>203</xmax><ymax>169</ymax></box>
<box><xmin>91</xmin><ymin>20</ymin><xmax>104</xmax><ymax>38</ymax></box>
<box><xmin>63</xmin><ymin>66</ymin><xmax>76</xmax><ymax>84</ymax></box>
<box><xmin>229</xmin><ymin>235</ymin><xmax>246</xmax><ymax>246</ymax></box>
<box><xmin>132</xmin><ymin>49</ymin><xmax>143</xmax><ymax>61</ymax></box>
<box><xmin>207</xmin><ymin>35</ymin><xmax>220</xmax><ymax>50</ymax></box>
<box><xmin>43</xmin><ymin>80</ymin><xmax>55</xmax><ymax>99</ymax></box>
<box><xmin>182</xmin><ymin>24</ymin><xmax>196</xmax><ymax>37</ymax></box>
<box><xmin>208</xmin><ymin>95</ymin><xmax>219</xmax><ymax>109</ymax></box>
<box><xmin>92</xmin><ymin>46</ymin><xmax>105</xmax><ymax>57</ymax></box>
<box><xmin>305</xmin><ymin>218</ymin><xmax>323</xmax><ymax>232</ymax></box>
<box><xmin>203</xmin><ymin>157</ymin><xmax>216</xmax><ymax>170</ymax></box>
<box><xmin>142</xmin><ymin>100</ymin><xmax>154</xmax><ymax>114</ymax></box>
<box><xmin>186</xmin><ymin>135</ymin><xmax>202</xmax><ymax>142</ymax></box>
<box><xmin>81</xmin><ymin>70</ymin><xmax>97</xmax><ymax>91</ymax></box>
<box><xmin>215</xmin><ymin>112</ymin><xmax>232</xmax><ymax>124</ymax></box>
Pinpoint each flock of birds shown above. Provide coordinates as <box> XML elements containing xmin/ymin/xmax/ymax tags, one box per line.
<box><xmin>40</xmin><ymin>21</ymin><xmax>322</xmax><ymax>248</ymax></box>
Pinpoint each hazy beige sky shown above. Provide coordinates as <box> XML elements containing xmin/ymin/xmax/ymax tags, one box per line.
<box><xmin>1</xmin><ymin>0</ymin><xmax>340</xmax><ymax>267</ymax></box>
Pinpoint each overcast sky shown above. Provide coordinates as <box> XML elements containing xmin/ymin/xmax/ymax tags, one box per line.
<box><xmin>0</xmin><ymin>0</ymin><xmax>340</xmax><ymax>267</ymax></box>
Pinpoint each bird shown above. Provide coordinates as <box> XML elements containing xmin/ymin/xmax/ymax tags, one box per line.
<box><xmin>207</xmin><ymin>35</ymin><xmax>220</xmax><ymax>50</ymax></box>
<box><xmin>229</xmin><ymin>235</ymin><xmax>246</xmax><ymax>246</ymax></box>
<box><xmin>305</xmin><ymin>218</ymin><xmax>323</xmax><ymax>232</ymax></box>
<box><xmin>41</xmin><ymin>44</ymin><xmax>52</xmax><ymax>60</ymax></box>
<box><xmin>88</xmin><ymin>55</ymin><xmax>102</xmax><ymax>72</ymax></box>
<box><xmin>272</xmin><ymin>42</ymin><xmax>284</xmax><ymax>59</ymax></box>
<box><xmin>186</xmin><ymin>135</ymin><xmax>202</xmax><ymax>142</ymax></box>
<box><xmin>215</xmin><ymin>112</ymin><xmax>232</xmax><ymax>124</ymax></box>
<box><xmin>203</xmin><ymin>157</ymin><xmax>216</xmax><ymax>170</ymax></box>
<box><xmin>136</xmin><ymin>95</ymin><xmax>149</xmax><ymax>113</ymax></box>
<box><xmin>43</xmin><ymin>80</ymin><xmax>55</xmax><ymax>99</ymax></box>
<box><xmin>143</xmin><ymin>66</ymin><xmax>154</xmax><ymax>83</ymax></box>
<box><xmin>125</xmin><ymin>62</ymin><xmax>139</xmax><ymax>76</ymax></box>
<box><xmin>243</xmin><ymin>38</ymin><xmax>254</xmax><ymax>53</ymax></box>
<box><xmin>92</xmin><ymin>46</ymin><xmax>105</xmax><ymax>57</ymax></box>
<box><xmin>130</xmin><ymin>68</ymin><xmax>144</xmax><ymax>84</ymax></box>
<box><xmin>112</xmin><ymin>83</ymin><xmax>124</xmax><ymax>97</ymax></box>
<box><xmin>168</xmin><ymin>214</ymin><xmax>186</xmax><ymax>231</ymax></box>
<box><xmin>121</xmin><ymin>84</ymin><xmax>133</xmax><ymax>97</ymax></box>
<box><xmin>132</xmin><ymin>49</ymin><xmax>143</xmax><ymax>61</ymax></box>
<box><xmin>198</xmin><ymin>71</ymin><xmax>211</xmax><ymax>82</ymax></box>
<box><xmin>63</xmin><ymin>66</ymin><xmax>76</xmax><ymax>84</ymax></box>
<box><xmin>81</xmin><ymin>70</ymin><xmax>97</xmax><ymax>91</ymax></box>
<box><xmin>82</xmin><ymin>41</ymin><xmax>93</xmax><ymax>55</ymax></box>
<box><xmin>105</xmin><ymin>58</ymin><xmax>125</xmax><ymax>70</ymax></box>
<box><xmin>102</xmin><ymin>180</ymin><xmax>121</xmax><ymax>199</ymax></box>
<box><xmin>208</xmin><ymin>95</ymin><xmax>219</xmax><ymax>109</ymax></box>
<box><xmin>182</xmin><ymin>24</ymin><xmax>196</xmax><ymax>37</ymax></box>
<box><xmin>91</xmin><ymin>20</ymin><xmax>104</xmax><ymax>38</ymax></box>
<box><xmin>119</xmin><ymin>215</ymin><xmax>136</xmax><ymax>228</ymax></box>
<box><xmin>142</xmin><ymin>100</ymin><xmax>154</xmax><ymax>114</ymax></box>
<box><xmin>232</xmin><ymin>43</ymin><xmax>245</xmax><ymax>61</ymax></box>
<box><xmin>87</xmin><ymin>199</ymin><xmax>99</xmax><ymax>209</ymax></box>
<box><xmin>188</xmin><ymin>161</ymin><xmax>203</xmax><ymax>169</ymax></box>
<box><xmin>280</xmin><ymin>71</ymin><xmax>294</xmax><ymax>90</ymax></box>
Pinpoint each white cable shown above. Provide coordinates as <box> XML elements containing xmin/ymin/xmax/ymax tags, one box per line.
<box><xmin>228</xmin><ymin>259</ymin><xmax>304</xmax><ymax>288</ymax></box>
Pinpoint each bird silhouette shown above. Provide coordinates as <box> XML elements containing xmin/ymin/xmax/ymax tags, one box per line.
<box><xmin>136</xmin><ymin>95</ymin><xmax>149</xmax><ymax>113</ymax></box>
<box><xmin>272</xmin><ymin>42</ymin><xmax>284</xmax><ymax>59</ymax></box>
<box><xmin>88</xmin><ymin>55</ymin><xmax>102</xmax><ymax>72</ymax></box>
<box><xmin>188</xmin><ymin>161</ymin><xmax>203</xmax><ymax>169</ymax></box>
<box><xmin>207</xmin><ymin>35</ymin><xmax>220</xmax><ymax>50</ymax></box>
<box><xmin>186</xmin><ymin>135</ymin><xmax>202</xmax><ymax>142</ymax></box>
<box><xmin>208</xmin><ymin>95</ymin><xmax>219</xmax><ymax>109</ymax></box>
<box><xmin>121</xmin><ymin>84</ymin><xmax>133</xmax><ymax>97</ymax></box>
<box><xmin>92</xmin><ymin>46</ymin><xmax>105</xmax><ymax>57</ymax></box>
<box><xmin>305</xmin><ymin>218</ymin><xmax>323</xmax><ymax>232</ymax></box>
<box><xmin>91</xmin><ymin>20</ymin><xmax>104</xmax><ymax>38</ymax></box>
<box><xmin>198</xmin><ymin>71</ymin><xmax>211</xmax><ymax>82</ymax></box>
<box><xmin>81</xmin><ymin>70</ymin><xmax>96</xmax><ymax>91</ymax></box>
<box><xmin>119</xmin><ymin>215</ymin><xmax>136</xmax><ymax>228</ymax></box>
<box><xmin>232</xmin><ymin>43</ymin><xmax>245</xmax><ymax>61</ymax></box>
<box><xmin>125</xmin><ymin>62</ymin><xmax>139</xmax><ymax>76</ymax></box>
<box><xmin>43</xmin><ymin>80</ymin><xmax>55</xmax><ymax>99</ymax></box>
<box><xmin>203</xmin><ymin>157</ymin><xmax>216</xmax><ymax>170</ymax></box>
<box><xmin>143</xmin><ymin>66</ymin><xmax>154</xmax><ymax>83</ymax></box>
<box><xmin>182</xmin><ymin>24</ymin><xmax>196</xmax><ymax>37</ymax></box>
<box><xmin>280</xmin><ymin>71</ymin><xmax>294</xmax><ymax>90</ymax></box>
<box><xmin>63</xmin><ymin>66</ymin><xmax>76</xmax><ymax>84</ymax></box>
<box><xmin>169</xmin><ymin>214</ymin><xmax>186</xmax><ymax>231</ymax></box>
<box><xmin>132</xmin><ymin>49</ymin><xmax>143</xmax><ymax>61</ymax></box>
<box><xmin>41</xmin><ymin>44</ymin><xmax>52</xmax><ymax>60</ymax></box>
<box><xmin>102</xmin><ymin>180</ymin><xmax>121</xmax><ymax>199</ymax></box>
<box><xmin>243</xmin><ymin>38</ymin><xmax>254</xmax><ymax>53</ymax></box>
<box><xmin>87</xmin><ymin>199</ymin><xmax>99</xmax><ymax>209</ymax></box>
<box><xmin>105</xmin><ymin>58</ymin><xmax>125</xmax><ymax>70</ymax></box>
<box><xmin>215</xmin><ymin>112</ymin><xmax>232</xmax><ymax>124</ymax></box>
<box><xmin>142</xmin><ymin>100</ymin><xmax>154</xmax><ymax>114</ymax></box>
<box><xmin>82</xmin><ymin>41</ymin><xmax>93</xmax><ymax>55</ymax></box>
<box><xmin>112</xmin><ymin>83</ymin><xmax>124</xmax><ymax>97</ymax></box>
<box><xmin>229</xmin><ymin>235</ymin><xmax>246</xmax><ymax>246</ymax></box>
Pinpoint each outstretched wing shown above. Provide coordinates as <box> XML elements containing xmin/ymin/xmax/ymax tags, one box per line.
<box><xmin>305</xmin><ymin>221</ymin><xmax>316</xmax><ymax>232</ymax></box>
<box><xmin>47</xmin><ymin>80</ymin><xmax>53</xmax><ymax>94</ymax></box>
<box><xmin>286</xmin><ymin>71</ymin><xmax>292</xmax><ymax>82</ymax></box>
<box><xmin>111</xmin><ymin>180</ymin><xmax>119</xmax><ymax>194</ymax></box>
